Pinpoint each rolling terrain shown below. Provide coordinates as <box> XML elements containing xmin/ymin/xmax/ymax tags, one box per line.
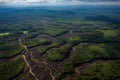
<box><xmin>0</xmin><ymin>5</ymin><xmax>120</xmax><ymax>80</ymax></box>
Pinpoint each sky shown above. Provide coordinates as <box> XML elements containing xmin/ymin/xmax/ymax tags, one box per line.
<box><xmin>0</xmin><ymin>0</ymin><xmax>120</xmax><ymax>5</ymax></box>
<box><xmin>1</xmin><ymin>0</ymin><xmax>120</xmax><ymax>3</ymax></box>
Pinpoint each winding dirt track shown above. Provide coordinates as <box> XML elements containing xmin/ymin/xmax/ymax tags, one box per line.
<box><xmin>70</xmin><ymin>59</ymin><xmax>120</xmax><ymax>80</ymax></box>
<box><xmin>19</xmin><ymin>39</ymin><xmax>39</xmax><ymax>80</ymax></box>
<box><xmin>18</xmin><ymin>30</ymin><xmax>120</xmax><ymax>80</ymax></box>
<box><xmin>19</xmin><ymin>38</ymin><xmax>56</xmax><ymax>80</ymax></box>
<box><xmin>22</xmin><ymin>55</ymin><xmax>39</xmax><ymax>80</ymax></box>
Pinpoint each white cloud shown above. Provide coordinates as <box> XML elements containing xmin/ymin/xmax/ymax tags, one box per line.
<box><xmin>1</xmin><ymin>0</ymin><xmax>120</xmax><ymax>4</ymax></box>
<box><xmin>1</xmin><ymin>0</ymin><xmax>63</xmax><ymax>3</ymax></box>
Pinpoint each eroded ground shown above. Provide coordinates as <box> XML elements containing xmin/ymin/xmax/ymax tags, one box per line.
<box><xmin>0</xmin><ymin>6</ymin><xmax>120</xmax><ymax>80</ymax></box>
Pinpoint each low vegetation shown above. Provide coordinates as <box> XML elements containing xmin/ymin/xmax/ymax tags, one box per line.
<box><xmin>39</xmin><ymin>39</ymin><xmax>66</xmax><ymax>55</ymax></box>
<box><xmin>58</xmin><ymin>20</ymin><xmax>106</xmax><ymax>26</ymax></box>
<box><xmin>0</xmin><ymin>45</ymin><xmax>23</xmax><ymax>58</ymax></box>
<box><xmin>0</xmin><ymin>31</ymin><xmax>23</xmax><ymax>42</ymax></box>
<box><xmin>0</xmin><ymin>32</ymin><xmax>10</xmax><ymax>37</ymax></box>
<box><xmin>23</xmin><ymin>38</ymin><xmax>50</xmax><ymax>48</ymax></box>
<box><xmin>0</xmin><ymin>56</ymin><xmax>24</xmax><ymax>80</ymax></box>
<box><xmin>69</xmin><ymin>35</ymin><xmax>81</xmax><ymax>45</ymax></box>
<box><xmin>62</xmin><ymin>43</ymin><xmax>120</xmax><ymax>73</ymax></box>
<box><xmin>79</xmin><ymin>61</ymin><xmax>120</xmax><ymax>80</ymax></box>
<box><xmin>47</xmin><ymin>44</ymin><xmax>72</xmax><ymax>61</ymax></box>
<box><xmin>0</xmin><ymin>6</ymin><xmax>120</xmax><ymax>80</ymax></box>
<box><xmin>101</xmin><ymin>30</ymin><xmax>120</xmax><ymax>41</ymax></box>
<box><xmin>43</xmin><ymin>28</ymin><xmax>68</xmax><ymax>37</ymax></box>
<box><xmin>80</xmin><ymin>31</ymin><xmax>104</xmax><ymax>42</ymax></box>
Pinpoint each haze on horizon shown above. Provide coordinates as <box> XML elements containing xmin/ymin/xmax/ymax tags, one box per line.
<box><xmin>1</xmin><ymin>0</ymin><xmax>120</xmax><ymax>3</ymax></box>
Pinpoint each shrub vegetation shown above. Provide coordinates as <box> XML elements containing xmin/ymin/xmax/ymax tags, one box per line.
<box><xmin>0</xmin><ymin>56</ymin><xmax>24</xmax><ymax>80</ymax></box>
